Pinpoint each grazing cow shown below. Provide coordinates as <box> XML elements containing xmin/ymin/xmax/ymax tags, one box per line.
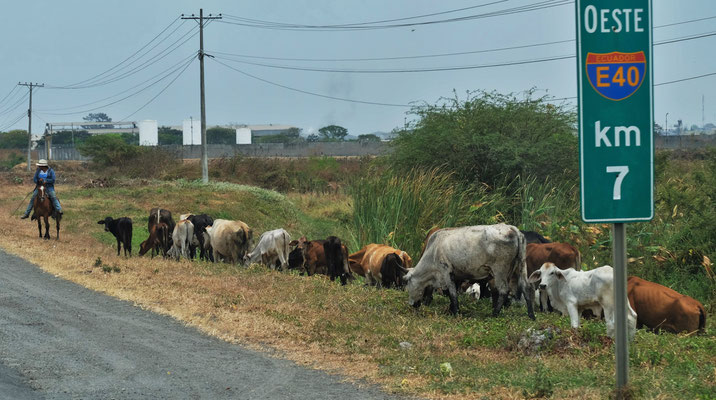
<box><xmin>287</xmin><ymin>246</ymin><xmax>304</xmax><ymax>270</ymax></box>
<box><xmin>526</xmin><ymin>242</ymin><xmax>582</xmax><ymax>311</ymax></box>
<box><xmin>185</xmin><ymin>214</ymin><xmax>214</xmax><ymax>261</ymax></box>
<box><xmin>521</xmin><ymin>230</ymin><xmax>551</xmax><ymax>244</ymax></box>
<box><xmin>97</xmin><ymin>217</ymin><xmax>133</xmax><ymax>257</ymax></box>
<box><xmin>291</xmin><ymin>236</ymin><xmax>351</xmax><ymax>284</ymax></box>
<box><xmin>627</xmin><ymin>276</ymin><xmax>706</xmax><ymax>333</ymax></box>
<box><xmin>404</xmin><ymin>224</ymin><xmax>535</xmax><ymax>319</ymax></box>
<box><xmin>529</xmin><ymin>263</ymin><xmax>637</xmax><ymax>339</ymax></box>
<box><xmin>138</xmin><ymin>222</ymin><xmax>170</xmax><ymax>257</ymax></box>
<box><xmin>148</xmin><ymin>208</ymin><xmax>175</xmax><ymax>236</ymax></box>
<box><xmin>168</xmin><ymin>219</ymin><xmax>196</xmax><ymax>260</ymax></box>
<box><xmin>244</xmin><ymin>228</ymin><xmax>291</xmax><ymax>270</ymax></box>
<box><xmin>348</xmin><ymin>244</ymin><xmax>412</xmax><ymax>288</ymax></box>
<box><xmin>206</xmin><ymin>219</ymin><xmax>252</xmax><ymax>264</ymax></box>
<box><xmin>323</xmin><ymin>236</ymin><xmax>351</xmax><ymax>285</ymax></box>
<box><xmin>466</xmin><ymin>283</ymin><xmax>481</xmax><ymax>300</ymax></box>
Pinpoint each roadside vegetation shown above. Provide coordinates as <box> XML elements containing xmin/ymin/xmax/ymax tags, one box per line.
<box><xmin>0</xmin><ymin>91</ymin><xmax>713</xmax><ymax>399</ymax></box>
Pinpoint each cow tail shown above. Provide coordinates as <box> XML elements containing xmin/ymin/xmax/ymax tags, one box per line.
<box><xmin>283</xmin><ymin>231</ymin><xmax>290</xmax><ymax>268</ymax></box>
<box><xmin>576</xmin><ymin>248</ymin><xmax>582</xmax><ymax>270</ymax></box>
<box><xmin>698</xmin><ymin>303</ymin><xmax>706</xmax><ymax>332</ymax></box>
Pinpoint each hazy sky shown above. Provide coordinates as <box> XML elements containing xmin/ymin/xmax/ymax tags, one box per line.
<box><xmin>0</xmin><ymin>0</ymin><xmax>714</xmax><ymax>137</ymax></box>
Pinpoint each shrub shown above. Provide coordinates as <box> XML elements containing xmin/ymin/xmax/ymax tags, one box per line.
<box><xmin>390</xmin><ymin>90</ymin><xmax>577</xmax><ymax>188</ymax></box>
<box><xmin>77</xmin><ymin>134</ymin><xmax>140</xmax><ymax>166</ymax></box>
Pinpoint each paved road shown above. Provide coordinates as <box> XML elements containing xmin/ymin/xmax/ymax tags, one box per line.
<box><xmin>0</xmin><ymin>250</ymin><xmax>398</xmax><ymax>399</ymax></box>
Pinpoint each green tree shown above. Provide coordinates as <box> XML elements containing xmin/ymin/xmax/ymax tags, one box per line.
<box><xmin>358</xmin><ymin>134</ymin><xmax>381</xmax><ymax>142</ymax></box>
<box><xmin>82</xmin><ymin>113</ymin><xmax>113</xmax><ymax>129</ymax></box>
<box><xmin>306</xmin><ymin>134</ymin><xmax>320</xmax><ymax>142</ymax></box>
<box><xmin>318</xmin><ymin>125</ymin><xmax>348</xmax><ymax>141</ymax></box>
<box><xmin>390</xmin><ymin>90</ymin><xmax>577</xmax><ymax>187</ymax></box>
<box><xmin>0</xmin><ymin>130</ymin><xmax>29</xmax><ymax>149</ymax></box>
<box><xmin>77</xmin><ymin>134</ymin><xmax>139</xmax><ymax>166</ymax></box>
<box><xmin>207</xmin><ymin>127</ymin><xmax>235</xmax><ymax>144</ymax></box>
<box><xmin>158</xmin><ymin>126</ymin><xmax>182</xmax><ymax>145</ymax></box>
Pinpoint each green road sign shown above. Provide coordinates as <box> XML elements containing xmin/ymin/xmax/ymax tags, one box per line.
<box><xmin>577</xmin><ymin>0</ymin><xmax>654</xmax><ymax>222</ymax></box>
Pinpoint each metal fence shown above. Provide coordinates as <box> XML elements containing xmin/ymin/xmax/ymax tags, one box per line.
<box><xmin>36</xmin><ymin>135</ymin><xmax>715</xmax><ymax>161</ymax></box>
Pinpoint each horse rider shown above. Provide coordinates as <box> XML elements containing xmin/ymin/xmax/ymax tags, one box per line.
<box><xmin>20</xmin><ymin>159</ymin><xmax>63</xmax><ymax>219</ymax></box>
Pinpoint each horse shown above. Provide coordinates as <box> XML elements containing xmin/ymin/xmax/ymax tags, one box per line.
<box><xmin>32</xmin><ymin>181</ymin><xmax>61</xmax><ymax>240</ymax></box>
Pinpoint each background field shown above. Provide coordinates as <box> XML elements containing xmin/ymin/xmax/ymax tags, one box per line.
<box><xmin>0</xmin><ymin>147</ymin><xmax>713</xmax><ymax>399</ymax></box>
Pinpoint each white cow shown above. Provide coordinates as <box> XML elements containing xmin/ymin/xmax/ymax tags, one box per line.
<box><xmin>206</xmin><ymin>219</ymin><xmax>252</xmax><ymax>264</ymax></box>
<box><xmin>404</xmin><ymin>224</ymin><xmax>535</xmax><ymax>319</ymax></box>
<box><xmin>528</xmin><ymin>262</ymin><xmax>637</xmax><ymax>339</ymax></box>
<box><xmin>243</xmin><ymin>228</ymin><xmax>291</xmax><ymax>270</ymax></box>
<box><xmin>168</xmin><ymin>219</ymin><xmax>197</xmax><ymax>260</ymax></box>
<box><xmin>466</xmin><ymin>283</ymin><xmax>481</xmax><ymax>300</ymax></box>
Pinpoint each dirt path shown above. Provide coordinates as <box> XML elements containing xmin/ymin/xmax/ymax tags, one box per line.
<box><xmin>0</xmin><ymin>250</ymin><xmax>399</xmax><ymax>399</ymax></box>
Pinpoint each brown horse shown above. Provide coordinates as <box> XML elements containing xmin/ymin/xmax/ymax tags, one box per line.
<box><xmin>32</xmin><ymin>182</ymin><xmax>61</xmax><ymax>240</ymax></box>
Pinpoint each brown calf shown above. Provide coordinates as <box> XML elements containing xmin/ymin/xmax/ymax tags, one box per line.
<box><xmin>139</xmin><ymin>222</ymin><xmax>170</xmax><ymax>257</ymax></box>
<box><xmin>627</xmin><ymin>276</ymin><xmax>706</xmax><ymax>334</ymax></box>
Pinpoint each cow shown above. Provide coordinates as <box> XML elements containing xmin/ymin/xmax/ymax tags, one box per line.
<box><xmin>627</xmin><ymin>276</ymin><xmax>706</xmax><ymax>334</ymax></box>
<box><xmin>323</xmin><ymin>236</ymin><xmax>351</xmax><ymax>285</ymax></box>
<box><xmin>528</xmin><ymin>263</ymin><xmax>637</xmax><ymax>339</ymax></box>
<box><xmin>205</xmin><ymin>219</ymin><xmax>252</xmax><ymax>264</ymax></box>
<box><xmin>244</xmin><ymin>228</ymin><xmax>291</xmax><ymax>270</ymax></box>
<box><xmin>521</xmin><ymin>230</ymin><xmax>551</xmax><ymax>244</ymax></box>
<box><xmin>184</xmin><ymin>214</ymin><xmax>214</xmax><ymax>261</ymax></box>
<box><xmin>287</xmin><ymin>246</ymin><xmax>304</xmax><ymax>270</ymax></box>
<box><xmin>148</xmin><ymin>208</ymin><xmax>175</xmax><ymax>237</ymax></box>
<box><xmin>348</xmin><ymin>244</ymin><xmax>412</xmax><ymax>288</ymax></box>
<box><xmin>168</xmin><ymin>219</ymin><xmax>196</xmax><ymax>261</ymax></box>
<box><xmin>97</xmin><ymin>217</ymin><xmax>133</xmax><ymax>257</ymax></box>
<box><xmin>526</xmin><ymin>242</ymin><xmax>582</xmax><ymax>312</ymax></box>
<box><xmin>138</xmin><ymin>222</ymin><xmax>170</xmax><ymax>257</ymax></box>
<box><xmin>404</xmin><ymin>224</ymin><xmax>535</xmax><ymax>319</ymax></box>
<box><xmin>291</xmin><ymin>236</ymin><xmax>351</xmax><ymax>284</ymax></box>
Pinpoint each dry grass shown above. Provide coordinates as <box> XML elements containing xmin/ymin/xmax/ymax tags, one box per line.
<box><xmin>0</xmin><ymin>181</ymin><xmax>713</xmax><ymax>399</ymax></box>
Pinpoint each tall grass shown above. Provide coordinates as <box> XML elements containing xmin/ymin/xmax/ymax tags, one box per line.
<box><xmin>350</xmin><ymin>169</ymin><xmax>471</xmax><ymax>256</ymax></box>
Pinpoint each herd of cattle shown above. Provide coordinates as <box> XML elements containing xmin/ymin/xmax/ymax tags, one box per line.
<box><xmin>98</xmin><ymin>208</ymin><xmax>707</xmax><ymax>337</ymax></box>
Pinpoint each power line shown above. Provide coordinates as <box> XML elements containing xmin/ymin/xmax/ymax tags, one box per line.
<box><xmin>120</xmin><ymin>57</ymin><xmax>195</xmax><ymax>121</ymax></box>
<box><xmin>0</xmin><ymin>111</ymin><xmax>27</xmax><ymax>132</ymax></box>
<box><xmin>37</xmin><ymin>54</ymin><xmax>196</xmax><ymax>112</ymax></box>
<box><xmin>224</xmin><ymin>0</ymin><xmax>509</xmax><ymax>28</ymax></box>
<box><xmin>210</xmin><ymin>27</ymin><xmax>716</xmax><ymax>66</ymax></box>
<box><xmin>56</xmin><ymin>18</ymin><xmax>183</xmax><ymax>89</ymax></box>
<box><xmin>654</xmin><ymin>71</ymin><xmax>716</xmax><ymax>86</ymax></box>
<box><xmin>212</xmin><ymin>58</ymin><xmax>411</xmax><ymax>107</ymax></box>
<box><xmin>0</xmin><ymin>86</ymin><xmax>20</xmax><ymax>108</ymax></box>
<box><xmin>47</xmin><ymin>24</ymin><xmax>197</xmax><ymax>90</ymax></box>
<box><xmin>655</xmin><ymin>14</ymin><xmax>716</xmax><ymax>29</ymax></box>
<box><xmin>220</xmin><ymin>0</ymin><xmax>572</xmax><ymax>31</ymax></box>
<box><xmin>41</xmin><ymin>57</ymin><xmax>196</xmax><ymax>116</ymax></box>
<box><xmin>0</xmin><ymin>90</ymin><xmax>30</xmax><ymax>117</ymax></box>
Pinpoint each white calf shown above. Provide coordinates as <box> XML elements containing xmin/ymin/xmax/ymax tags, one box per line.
<box><xmin>528</xmin><ymin>263</ymin><xmax>637</xmax><ymax>340</ymax></box>
<box><xmin>466</xmin><ymin>283</ymin><xmax>481</xmax><ymax>300</ymax></box>
<box><xmin>169</xmin><ymin>219</ymin><xmax>195</xmax><ymax>260</ymax></box>
<box><xmin>243</xmin><ymin>228</ymin><xmax>291</xmax><ymax>270</ymax></box>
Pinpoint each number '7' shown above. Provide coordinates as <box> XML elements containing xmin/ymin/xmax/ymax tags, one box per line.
<box><xmin>606</xmin><ymin>166</ymin><xmax>629</xmax><ymax>200</ymax></box>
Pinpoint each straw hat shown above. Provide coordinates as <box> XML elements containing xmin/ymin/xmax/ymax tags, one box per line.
<box><xmin>36</xmin><ymin>159</ymin><xmax>49</xmax><ymax>167</ymax></box>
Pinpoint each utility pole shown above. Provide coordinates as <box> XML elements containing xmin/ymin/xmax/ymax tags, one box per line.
<box><xmin>182</xmin><ymin>9</ymin><xmax>221</xmax><ymax>183</ymax></box>
<box><xmin>18</xmin><ymin>82</ymin><xmax>44</xmax><ymax>172</ymax></box>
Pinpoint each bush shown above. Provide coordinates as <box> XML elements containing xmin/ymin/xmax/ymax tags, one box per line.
<box><xmin>390</xmin><ymin>90</ymin><xmax>577</xmax><ymax>188</ymax></box>
<box><xmin>0</xmin><ymin>130</ymin><xmax>29</xmax><ymax>149</ymax></box>
<box><xmin>77</xmin><ymin>134</ymin><xmax>140</xmax><ymax>166</ymax></box>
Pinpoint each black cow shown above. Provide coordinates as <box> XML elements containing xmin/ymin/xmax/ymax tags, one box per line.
<box><xmin>520</xmin><ymin>230</ymin><xmax>551</xmax><ymax>244</ymax></box>
<box><xmin>323</xmin><ymin>236</ymin><xmax>350</xmax><ymax>286</ymax></box>
<box><xmin>186</xmin><ymin>214</ymin><xmax>214</xmax><ymax>261</ymax></box>
<box><xmin>98</xmin><ymin>217</ymin><xmax>133</xmax><ymax>257</ymax></box>
<box><xmin>380</xmin><ymin>252</ymin><xmax>408</xmax><ymax>289</ymax></box>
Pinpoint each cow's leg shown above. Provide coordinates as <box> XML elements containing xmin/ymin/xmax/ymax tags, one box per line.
<box><xmin>422</xmin><ymin>286</ymin><xmax>434</xmax><ymax>306</ymax></box>
<box><xmin>447</xmin><ymin>280</ymin><xmax>459</xmax><ymax>315</ymax></box>
<box><xmin>567</xmin><ymin>303</ymin><xmax>581</xmax><ymax>329</ymax></box>
<box><xmin>519</xmin><ymin>277</ymin><xmax>536</xmax><ymax>320</ymax></box>
<box><xmin>117</xmin><ymin>239</ymin><xmax>121</xmax><ymax>256</ymax></box>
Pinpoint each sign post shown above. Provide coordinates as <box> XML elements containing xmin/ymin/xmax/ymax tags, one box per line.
<box><xmin>576</xmin><ymin>0</ymin><xmax>653</xmax><ymax>396</ymax></box>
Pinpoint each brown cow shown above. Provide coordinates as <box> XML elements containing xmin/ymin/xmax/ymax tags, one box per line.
<box><xmin>138</xmin><ymin>222</ymin><xmax>170</xmax><ymax>257</ymax></box>
<box><xmin>348</xmin><ymin>244</ymin><xmax>412</xmax><ymax>288</ymax></box>
<box><xmin>526</xmin><ymin>242</ymin><xmax>581</xmax><ymax>312</ymax></box>
<box><xmin>291</xmin><ymin>236</ymin><xmax>350</xmax><ymax>282</ymax></box>
<box><xmin>627</xmin><ymin>276</ymin><xmax>706</xmax><ymax>334</ymax></box>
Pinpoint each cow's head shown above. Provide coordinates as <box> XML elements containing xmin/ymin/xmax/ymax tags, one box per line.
<box><xmin>97</xmin><ymin>217</ymin><xmax>114</xmax><ymax>232</ymax></box>
<box><xmin>528</xmin><ymin>262</ymin><xmax>565</xmax><ymax>290</ymax></box>
<box><xmin>404</xmin><ymin>269</ymin><xmax>432</xmax><ymax>308</ymax></box>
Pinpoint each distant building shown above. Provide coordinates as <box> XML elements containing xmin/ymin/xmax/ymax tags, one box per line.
<box><xmin>235</xmin><ymin>124</ymin><xmax>296</xmax><ymax>137</ymax></box>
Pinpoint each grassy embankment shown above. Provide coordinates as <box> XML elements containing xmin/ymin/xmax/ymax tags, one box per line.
<box><xmin>0</xmin><ymin>157</ymin><xmax>713</xmax><ymax>399</ymax></box>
